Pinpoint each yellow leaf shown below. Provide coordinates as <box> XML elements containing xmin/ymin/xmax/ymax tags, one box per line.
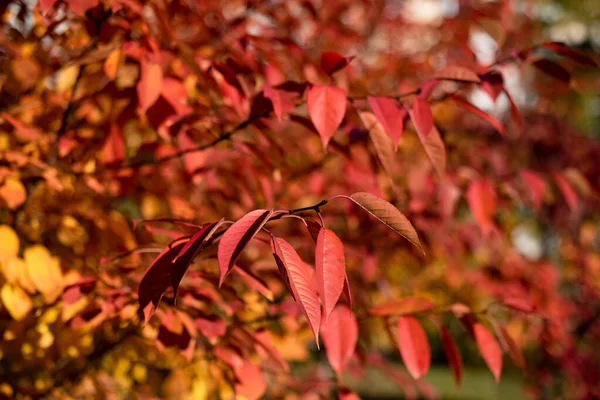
<box><xmin>24</xmin><ymin>245</ymin><xmax>64</xmax><ymax>303</ymax></box>
<box><xmin>1</xmin><ymin>283</ymin><xmax>32</xmax><ymax>320</ymax></box>
<box><xmin>0</xmin><ymin>178</ymin><xmax>26</xmax><ymax>209</ymax></box>
<box><xmin>104</xmin><ymin>48</ymin><xmax>124</xmax><ymax>80</ymax></box>
<box><xmin>55</xmin><ymin>65</ymin><xmax>80</xmax><ymax>92</ymax></box>
<box><xmin>0</xmin><ymin>225</ymin><xmax>19</xmax><ymax>262</ymax></box>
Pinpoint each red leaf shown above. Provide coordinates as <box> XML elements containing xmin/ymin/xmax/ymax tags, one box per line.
<box><xmin>263</xmin><ymin>85</ymin><xmax>299</xmax><ymax>121</ymax></box>
<box><xmin>473</xmin><ymin>322</ymin><xmax>503</xmax><ymax>382</ymax></box>
<box><xmin>410</xmin><ymin>118</ymin><xmax>447</xmax><ymax>178</ymax></box>
<box><xmin>467</xmin><ymin>179</ymin><xmax>497</xmax><ymax>235</ymax></box>
<box><xmin>348</xmin><ymin>192</ymin><xmax>424</xmax><ymax>254</ymax></box>
<box><xmin>316</xmin><ymin>228</ymin><xmax>346</xmax><ymax>321</ymax></box>
<box><xmin>369</xmin><ymin>297</ymin><xmax>435</xmax><ymax>316</ymax></box>
<box><xmin>101</xmin><ymin>124</ymin><xmax>125</xmax><ymax>165</ymax></box>
<box><xmin>218</xmin><ymin>209</ymin><xmax>274</xmax><ymax>286</ymax></box>
<box><xmin>450</xmin><ymin>94</ymin><xmax>505</xmax><ymax>136</ymax></box>
<box><xmin>137</xmin><ymin>60</ymin><xmax>163</xmax><ymax>113</ymax></box>
<box><xmin>519</xmin><ymin>169</ymin><xmax>546</xmax><ymax>211</ymax></box>
<box><xmin>434</xmin><ymin>66</ymin><xmax>481</xmax><ymax>83</ymax></box>
<box><xmin>171</xmin><ymin>220</ymin><xmax>222</xmax><ymax>299</ymax></box>
<box><xmin>321</xmin><ymin>305</ymin><xmax>358</xmax><ymax>376</ymax></box>
<box><xmin>358</xmin><ymin>111</ymin><xmax>397</xmax><ymax>185</ymax></box>
<box><xmin>501</xmin><ymin>297</ymin><xmax>535</xmax><ymax>314</ymax></box>
<box><xmin>542</xmin><ymin>42</ymin><xmax>597</xmax><ymax>67</ymax></box>
<box><xmin>553</xmin><ymin>172</ymin><xmax>579</xmax><ymax>213</ymax></box>
<box><xmin>367</xmin><ymin>96</ymin><xmax>407</xmax><ymax>150</ymax></box>
<box><xmin>196</xmin><ymin>316</ymin><xmax>227</xmax><ymax>343</ymax></box>
<box><xmin>138</xmin><ymin>239</ymin><xmax>187</xmax><ymax>326</ymax></box>
<box><xmin>411</xmin><ymin>97</ymin><xmax>433</xmax><ymax>138</ymax></box>
<box><xmin>307</xmin><ymin>85</ymin><xmax>347</xmax><ymax>149</ymax></box>
<box><xmin>397</xmin><ymin>316</ymin><xmax>431</xmax><ymax>380</ymax></box>
<box><xmin>234</xmin><ymin>361</ymin><xmax>266</xmax><ymax>400</ymax></box>
<box><xmin>503</xmin><ymin>89</ymin><xmax>522</xmax><ymax>131</ymax></box>
<box><xmin>320</xmin><ymin>51</ymin><xmax>354</xmax><ymax>76</ymax></box>
<box><xmin>479</xmin><ymin>71</ymin><xmax>504</xmax><ymax>102</ymax></box>
<box><xmin>271</xmin><ymin>237</ymin><xmax>321</xmax><ymax>347</ymax></box>
<box><xmin>161</xmin><ymin>78</ymin><xmax>192</xmax><ymax>115</ymax></box>
<box><xmin>440</xmin><ymin>326</ymin><xmax>463</xmax><ymax>386</ymax></box>
<box><xmin>531</xmin><ymin>59</ymin><xmax>571</xmax><ymax>83</ymax></box>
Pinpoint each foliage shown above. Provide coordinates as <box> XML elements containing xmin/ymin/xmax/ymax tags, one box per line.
<box><xmin>1</xmin><ymin>0</ymin><xmax>599</xmax><ymax>399</ymax></box>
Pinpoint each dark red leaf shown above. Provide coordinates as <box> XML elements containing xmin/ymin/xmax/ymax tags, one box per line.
<box><xmin>307</xmin><ymin>85</ymin><xmax>347</xmax><ymax>148</ymax></box>
<box><xmin>467</xmin><ymin>179</ymin><xmax>497</xmax><ymax>235</ymax></box>
<box><xmin>542</xmin><ymin>42</ymin><xmax>597</xmax><ymax>67</ymax></box>
<box><xmin>263</xmin><ymin>85</ymin><xmax>299</xmax><ymax>121</ymax></box>
<box><xmin>397</xmin><ymin>316</ymin><xmax>431</xmax><ymax>380</ymax></box>
<box><xmin>440</xmin><ymin>326</ymin><xmax>463</xmax><ymax>386</ymax></box>
<box><xmin>553</xmin><ymin>172</ymin><xmax>579</xmax><ymax>213</ymax></box>
<box><xmin>519</xmin><ymin>169</ymin><xmax>546</xmax><ymax>211</ymax></box>
<box><xmin>479</xmin><ymin>71</ymin><xmax>504</xmax><ymax>102</ymax></box>
<box><xmin>496</xmin><ymin>326</ymin><xmax>525</xmax><ymax>370</ymax></box>
<box><xmin>531</xmin><ymin>58</ymin><xmax>571</xmax><ymax>83</ymax></box>
<box><xmin>320</xmin><ymin>51</ymin><xmax>355</xmax><ymax>76</ymax></box>
<box><xmin>217</xmin><ymin>210</ymin><xmax>273</xmax><ymax>287</ymax></box>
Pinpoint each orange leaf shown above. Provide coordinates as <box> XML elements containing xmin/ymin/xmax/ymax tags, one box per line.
<box><xmin>137</xmin><ymin>60</ymin><xmax>163</xmax><ymax>113</ymax></box>
<box><xmin>467</xmin><ymin>179</ymin><xmax>497</xmax><ymax>235</ymax></box>
<box><xmin>0</xmin><ymin>178</ymin><xmax>26</xmax><ymax>209</ymax></box>
<box><xmin>473</xmin><ymin>322</ymin><xmax>503</xmax><ymax>382</ymax></box>
<box><xmin>307</xmin><ymin>85</ymin><xmax>347</xmax><ymax>149</ymax></box>
<box><xmin>316</xmin><ymin>228</ymin><xmax>346</xmax><ymax>321</ymax></box>
<box><xmin>397</xmin><ymin>316</ymin><xmax>431</xmax><ymax>380</ymax></box>
<box><xmin>321</xmin><ymin>305</ymin><xmax>358</xmax><ymax>376</ymax></box>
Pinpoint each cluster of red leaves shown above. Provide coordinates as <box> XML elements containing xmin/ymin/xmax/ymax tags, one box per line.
<box><xmin>1</xmin><ymin>0</ymin><xmax>599</xmax><ymax>399</ymax></box>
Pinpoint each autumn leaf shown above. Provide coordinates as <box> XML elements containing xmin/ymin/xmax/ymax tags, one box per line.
<box><xmin>519</xmin><ymin>169</ymin><xmax>546</xmax><ymax>211</ymax></box>
<box><xmin>348</xmin><ymin>192</ymin><xmax>424</xmax><ymax>254</ymax></box>
<box><xmin>320</xmin><ymin>51</ymin><xmax>354</xmax><ymax>76</ymax></box>
<box><xmin>358</xmin><ymin>111</ymin><xmax>397</xmax><ymax>185</ymax></box>
<box><xmin>321</xmin><ymin>305</ymin><xmax>358</xmax><ymax>376</ymax></box>
<box><xmin>0</xmin><ymin>178</ymin><xmax>27</xmax><ymax>209</ymax></box>
<box><xmin>271</xmin><ymin>236</ymin><xmax>321</xmax><ymax>347</ymax></box>
<box><xmin>497</xmin><ymin>326</ymin><xmax>525</xmax><ymax>370</ymax></box>
<box><xmin>450</xmin><ymin>94</ymin><xmax>505</xmax><ymax>136</ymax></box>
<box><xmin>397</xmin><ymin>316</ymin><xmax>431</xmax><ymax>380</ymax></box>
<box><xmin>369</xmin><ymin>297</ymin><xmax>435</xmax><ymax>316</ymax></box>
<box><xmin>137</xmin><ymin>59</ymin><xmax>163</xmax><ymax>113</ymax></box>
<box><xmin>440</xmin><ymin>326</ymin><xmax>463</xmax><ymax>386</ymax></box>
<box><xmin>263</xmin><ymin>85</ymin><xmax>299</xmax><ymax>121</ymax></box>
<box><xmin>367</xmin><ymin>96</ymin><xmax>406</xmax><ymax>150</ymax></box>
<box><xmin>1</xmin><ymin>283</ymin><xmax>32</xmax><ymax>321</ymax></box>
<box><xmin>411</xmin><ymin>119</ymin><xmax>447</xmax><ymax>178</ymax></box>
<box><xmin>531</xmin><ymin>58</ymin><xmax>571</xmax><ymax>83</ymax></box>
<box><xmin>434</xmin><ymin>66</ymin><xmax>481</xmax><ymax>83</ymax></box>
<box><xmin>315</xmin><ymin>228</ymin><xmax>346</xmax><ymax>321</ymax></box>
<box><xmin>0</xmin><ymin>225</ymin><xmax>19</xmax><ymax>262</ymax></box>
<box><xmin>410</xmin><ymin>97</ymin><xmax>433</xmax><ymax>138</ymax></box>
<box><xmin>553</xmin><ymin>172</ymin><xmax>579</xmax><ymax>213</ymax></box>
<box><xmin>218</xmin><ymin>209</ymin><xmax>273</xmax><ymax>286</ymax></box>
<box><xmin>307</xmin><ymin>85</ymin><xmax>347</xmax><ymax>149</ymax></box>
<box><xmin>473</xmin><ymin>322</ymin><xmax>503</xmax><ymax>382</ymax></box>
<box><xmin>467</xmin><ymin>179</ymin><xmax>497</xmax><ymax>235</ymax></box>
<box><xmin>101</xmin><ymin>125</ymin><xmax>126</xmax><ymax>165</ymax></box>
<box><xmin>23</xmin><ymin>245</ymin><xmax>64</xmax><ymax>304</ymax></box>
<box><xmin>542</xmin><ymin>41</ymin><xmax>597</xmax><ymax>67</ymax></box>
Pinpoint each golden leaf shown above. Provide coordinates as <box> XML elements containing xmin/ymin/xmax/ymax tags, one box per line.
<box><xmin>0</xmin><ymin>178</ymin><xmax>26</xmax><ymax>209</ymax></box>
<box><xmin>1</xmin><ymin>283</ymin><xmax>33</xmax><ymax>320</ymax></box>
<box><xmin>0</xmin><ymin>225</ymin><xmax>19</xmax><ymax>262</ymax></box>
<box><xmin>24</xmin><ymin>245</ymin><xmax>64</xmax><ymax>304</ymax></box>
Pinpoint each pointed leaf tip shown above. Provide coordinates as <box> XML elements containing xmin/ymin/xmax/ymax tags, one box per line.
<box><xmin>218</xmin><ymin>209</ymin><xmax>273</xmax><ymax>287</ymax></box>
<box><xmin>316</xmin><ymin>228</ymin><xmax>346</xmax><ymax>321</ymax></box>
<box><xmin>397</xmin><ymin>316</ymin><xmax>431</xmax><ymax>380</ymax></box>
<box><xmin>307</xmin><ymin>85</ymin><xmax>347</xmax><ymax>149</ymax></box>
<box><xmin>348</xmin><ymin>192</ymin><xmax>424</xmax><ymax>254</ymax></box>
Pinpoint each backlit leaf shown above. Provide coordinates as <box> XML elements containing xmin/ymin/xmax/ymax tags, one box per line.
<box><xmin>307</xmin><ymin>85</ymin><xmax>347</xmax><ymax>149</ymax></box>
<box><xmin>397</xmin><ymin>316</ymin><xmax>431</xmax><ymax>380</ymax></box>
<box><xmin>0</xmin><ymin>178</ymin><xmax>26</xmax><ymax>209</ymax></box>
<box><xmin>473</xmin><ymin>322</ymin><xmax>503</xmax><ymax>382</ymax></box>
<box><xmin>367</xmin><ymin>96</ymin><xmax>406</xmax><ymax>150</ymax></box>
<box><xmin>411</xmin><ymin>97</ymin><xmax>433</xmax><ymax>138</ymax></box>
<box><xmin>137</xmin><ymin>60</ymin><xmax>163</xmax><ymax>113</ymax></box>
<box><xmin>440</xmin><ymin>326</ymin><xmax>463</xmax><ymax>386</ymax></box>
<box><xmin>467</xmin><ymin>179</ymin><xmax>496</xmax><ymax>235</ymax></box>
<box><xmin>320</xmin><ymin>51</ymin><xmax>354</xmax><ymax>76</ymax></box>
<box><xmin>369</xmin><ymin>297</ymin><xmax>435</xmax><ymax>316</ymax></box>
<box><xmin>349</xmin><ymin>192</ymin><xmax>424</xmax><ymax>254</ymax></box>
<box><xmin>321</xmin><ymin>305</ymin><xmax>358</xmax><ymax>376</ymax></box>
<box><xmin>434</xmin><ymin>66</ymin><xmax>481</xmax><ymax>83</ymax></box>
<box><xmin>271</xmin><ymin>237</ymin><xmax>321</xmax><ymax>347</ymax></box>
<box><xmin>450</xmin><ymin>94</ymin><xmax>505</xmax><ymax>136</ymax></box>
<box><xmin>1</xmin><ymin>283</ymin><xmax>32</xmax><ymax>321</ymax></box>
<box><xmin>358</xmin><ymin>111</ymin><xmax>397</xmax><ymax>183</ymax></box>
<box><xmin>24</xmin><ymin>245</ymin><xmax>64</xmax><ymax>304</ymax></box>
<box><xmin>0</xmin><ymin>225</ymin><xmax>19</xmax><ymax>263</ymax></box>
<box><xmin>263</xmin><ymin>85</ymin><xmax>299</xmax><ymax>121</ymax></box>
<box><xmin>411</xmin><ymin>119</ymin><xmax>446</xmax><ymax>178</ymax></box>
<box><xmin>316</xmin><ymin>228</ymin><xmax>346</xmax><ymax>321</ymax></box>
<box><xmin>218</xmin><ymin>209</ymin><xmax>273</xmax><ymax>286</ymax></box>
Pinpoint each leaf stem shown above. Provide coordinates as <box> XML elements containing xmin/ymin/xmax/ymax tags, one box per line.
<box><xmin>288</xmin><ymin>199</ymin><xmax>328</xmax><ymax>214</ymax></box>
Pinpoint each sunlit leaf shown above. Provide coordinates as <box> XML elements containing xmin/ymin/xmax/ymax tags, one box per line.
<box><xmin>473</xmin><ymin>322</ymin><xmax>503</xmax><ymax>382</ymax></box>
<box><xmin>397</xmin><ymin>316</ymin><xmax>431</xmax><ymax>380</ymax></box>
<box><xmin>316</xmin><ymin>228</ymin><xmax>346</xmax><ymax>321</ymax></box>
<box><xmin>307</xmin><ymin>85</ymin><xmax>347</xmax><ymax>149</ymax></box>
